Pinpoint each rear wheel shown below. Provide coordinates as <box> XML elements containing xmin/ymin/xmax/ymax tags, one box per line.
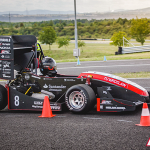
<box><xmin>0</xmin><ymin>85</ymin><xmax>7</xmax><ymax>110</ymax></box>
<box><xmin>65</xmin><ymin>84</ymin><xmax>96</xmax><ymax>113</ymax></box>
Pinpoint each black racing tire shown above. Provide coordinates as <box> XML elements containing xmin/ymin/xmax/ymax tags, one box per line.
<box><xmin>65</xmin><ymin>84</ymin><xmax>96</xmax><ymax>113</ymax></box>
<box><xmin>0</xmin><ymin>85</ymin><xmax>8</xmax><ymax>110</ymax></box>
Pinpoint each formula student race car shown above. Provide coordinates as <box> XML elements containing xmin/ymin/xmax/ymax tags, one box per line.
<box><xmin>0</xmin><ymin>35</ymin><xmax>149</xmax><ymax>113</ymax></box>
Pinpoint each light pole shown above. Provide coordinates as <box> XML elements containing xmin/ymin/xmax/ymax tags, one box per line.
<box><xmin>73</xmin><ymin>0</ymin><xmax>80</xmax><ymax>64</ymax></box>
<box><xmin>74</xmin><ymin>0</ymin><xmax>78</xmax><ymax>50</ymax></box>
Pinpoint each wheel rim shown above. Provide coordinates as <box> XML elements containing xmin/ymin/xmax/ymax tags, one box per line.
<box><xmin>69</xmin><ymin>91</ymin><xmax>85</xmax><ymax>109</ymax></box>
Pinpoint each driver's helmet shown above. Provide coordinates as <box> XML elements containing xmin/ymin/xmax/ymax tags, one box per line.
<box><xmin>40</xmin><ymin>57</ymin><xmax>57</xmax><ymax>76</ymax></box>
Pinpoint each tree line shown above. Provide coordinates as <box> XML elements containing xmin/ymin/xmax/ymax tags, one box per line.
<box><xmin>0</xmin><ymin>18</ymin><xmax>143</xmax><ymax>39</ymax></box>
<box><xmin>0</xmin><ymin>17</ymin><xmax>150</xmax><ymax>47</ymax></box>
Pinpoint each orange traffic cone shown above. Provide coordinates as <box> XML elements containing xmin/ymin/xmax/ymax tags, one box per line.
<box><xmin>136</xmin><ymin>103</ymin><xmax>150</xmax><ymax>126</ymax></box>
<box><xmin>39</xmin><ymin>96</ymin><xmax>56</xmax><ymax>118</ymax></box>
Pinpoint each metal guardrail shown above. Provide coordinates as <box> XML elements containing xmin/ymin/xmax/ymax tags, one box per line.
<box><xmin>122</xmin><ymin>45</ymin><xmax>150</xmax><ymax>54</ymax></box>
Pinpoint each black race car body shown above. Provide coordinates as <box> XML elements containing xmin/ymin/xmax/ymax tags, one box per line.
<box><xmin>0</xmin><ymin>35</ymin><xmax>149</xmax><ymax>113</ymax></box>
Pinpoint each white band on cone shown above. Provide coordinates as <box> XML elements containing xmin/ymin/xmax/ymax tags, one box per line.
<box><xmin>141</xmin><ymin>108</ymin><xmax>150</xmax><ymax>116</ymax></box>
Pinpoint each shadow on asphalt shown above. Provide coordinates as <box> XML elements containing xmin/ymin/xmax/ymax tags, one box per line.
<box><xmin>0</xmin><ymin>104</ymin><xmax>145</xmax><ymax>117</ymax></box>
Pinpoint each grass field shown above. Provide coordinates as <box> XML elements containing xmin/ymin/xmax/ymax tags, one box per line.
<box><xmin>41</xmin><ymin>40</ymin><xmax>150</xmax><ymax>62</ymax></box>
<box><xmin>114</xmin><ymin>72</ymin><xmax>150</xmax><ymax>78</ymax></box>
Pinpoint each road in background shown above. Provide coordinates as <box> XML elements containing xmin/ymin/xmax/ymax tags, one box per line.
<box><xmin>57</xmin><ymin>59</ymin><xmax>150</xmax><ymax>75</ymax></box>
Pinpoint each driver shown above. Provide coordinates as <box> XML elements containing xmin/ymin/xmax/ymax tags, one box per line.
<box><xmin>40</xmin><ymin>57</ymin><xmax>57</xmax><ymax>77</ymax></box>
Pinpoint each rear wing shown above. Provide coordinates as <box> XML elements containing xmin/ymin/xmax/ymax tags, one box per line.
<box><xmin>0</xmin><ymin>35</ymin><xmax>37</xmax><ymax>80</ymax></box>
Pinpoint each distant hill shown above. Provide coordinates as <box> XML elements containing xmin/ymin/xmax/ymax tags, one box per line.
<box><xmin>1</xmin><ymin>7</ymin><xmax>150</xmax><ymax>22</ymax></box>
<box><xmin>0</xmin><ymin>10</ymin><xmax>74</xmax><ymax>15</ymax></box>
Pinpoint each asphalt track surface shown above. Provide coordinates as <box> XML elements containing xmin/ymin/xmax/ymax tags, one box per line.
<box><xmin>1</xmin><ymin>59</ymin><xmax>150</xmax><ymax>150</ymax></box>
<box><xmin>57</xmin><ymin>59</ymin><xmax>150</xmax><ymax>75</ymax></box>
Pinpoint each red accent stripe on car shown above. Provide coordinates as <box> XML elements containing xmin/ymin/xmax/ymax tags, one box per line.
<box><xmin>78</xmin><ymin>72</ymin><xmax>148</xmax><ymax>97</ymax></box>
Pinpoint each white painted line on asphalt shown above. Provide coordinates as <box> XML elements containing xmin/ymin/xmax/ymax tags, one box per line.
<box><xmin>56</xmin><ymin>116</ymin><xmax>66</xmax><ymax>118</ymax></box>
<box><xmin>117</xmin><ymin>120</ymin><xmax>133</xmax><ymax>123</ymax></box>
<box><xmin>58</xmin><ymin>63</ymin><xmax>150</xmax><ymax>70</ymax></box>
<box><xmin>83</xmin><ymin>117</ymin><xmax>102</xmax><ymax>120</ymax></box>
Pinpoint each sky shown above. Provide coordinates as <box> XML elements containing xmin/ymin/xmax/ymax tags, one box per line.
<box><xmin>0</xmin><ymin>0</ymin><xmax>150</xmax><ymax>13</ymax></box>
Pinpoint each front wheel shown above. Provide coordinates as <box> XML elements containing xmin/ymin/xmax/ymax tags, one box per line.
<box><xmin>65</xmin><ymin>84</ymin><xmax>96</xmax><ymax>113</ymax></box>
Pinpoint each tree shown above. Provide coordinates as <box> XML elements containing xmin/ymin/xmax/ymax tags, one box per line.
<box><xmin>130</xmin><ymin>18</ymin><xmax>150</xmax><ymax>45</ymax></box>
<box><xmin>15</xmin><ymin>24</ymin><xmax>19</xmax><ymax>28</ymax></box>
<box><xmin>110</xmin><ymin>31</ymin><xmax>129</xmax><ymax>47</ymax></box>
<box><xmin>57</xmin><ymin>37</ymin><xmax>70</xmax><ymax>51</ymax></box>
<box><xmin>78</xmin><ymin>40</ymin><xmax>85</xmax><ymax>52</ymax></box>
<box><xmin>20</xmin><ymin>23</ymin><xmax>24</xmax><ymax>28</ymax></box>
<box><xmin>39</xmin><ymin>26</ymin><xmax>57</xmax><ymax>50</ymax></box>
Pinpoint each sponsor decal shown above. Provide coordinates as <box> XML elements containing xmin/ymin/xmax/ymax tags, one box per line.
<box><xmin>0</xmin><ymin>38</ymin><xmax>10</xmax><ymax>42</ymax></box>
<box><xmin>49</xmin><ymin>85</ymin><xmax>66</xmax><ymax>89</ymax></box>
<box><xmin>43</xmin><ymin>78</ymin><xmax>52</xmax><ymax>80</ymax></box>
<box><xmin>49</xmin><ymin>89</ymin><xmax>62</xmax><ymax>92</ymax></box>
<box><xmin>43</xmin><ymin>84</ymin><xmax>48</xmax><ymax>88</ymax></box>
<box><xmin>101</xmin><ymin>100</ymin><xmax>112</xmax><ymax>104</ymax></box>
<box><xmin>2</xmin><ymin>68</ymin><xmax>11</xmax><ymax>71</ymax></box>
<box><xmin>51</xmin><ymin>106</ymin><xmax>61</xmax><ymax>110</ymax></box>
<box><xmin>32</xmin><ymin>75</ymin><xmax>41</xmax><ymax>79</ymax></box>
<box><xmin>133</xmin><ymin>101</ymin><xmax>143</xmax><ymax>105</ymax></box>
<box><xmin>43</xmin><ymin>84</ymin><xmax>66</xmax><ymax>91</ymax></box>
<box><xmin>103</xmin><ymin>91</ymin><xmax>107</xmax><ymax>94</ymax></box>
<box><xmin>3</xmin><ymin>63</ymin><xmax>10</xmax><ymax>68</ymax></box>
<box><xmin>32</xmin><ymin>105</ymin><xmax>43</xmax><ymax>109</ymax></box>
<box><xmin>1</xmin><ymin>50</ymin><xmax>10</xmax><ymax>54</ymax></box>
<box><xmin>64</xmin><ymin>79</ymin><xmax>75</xmax><ymax>82</ymax></box>
<box><xmin>106</xmin><ymin>106</ymin><xmax>126</xmax><ymax>110</ymax></box>
<box><xmin>100</xmin><ymin>105</ymin><xmax>103</xmax><ymax>109</ymax></box>
<box><xmin>107</xmin><ymin>87</ymin><xmax>112</xmax><ymax>91</ymax></box>
<box><xmin>32</xmin><ymin>101</ymin><xmax>61</xmax><ymax>110</ymax></box>
<box><xmin>34</xmin><ymin>101</ymin><xmax>43</xmax><ymax>105</ymax></box>
<box><xmin>3</xmin><ymin>74</ymin><xmax>11</xmax><ymax>78</ymax></box>
<box><xmin>48</xmin><ymin>84</ymin><xmax>66</xmax><ymax>91</ymax></box>
<box><xmin>0</xmin><ymin>43</ymin><xmax>10</xmax><ymax>46</ymax></box>
<box><xmin>104</xmin><ymin>77</ymin><xmax>127</xmax><ymax>88</ymax></box>
<box><xmin>2</xmin><ymin>71</ymin><xmax>11</xmax><ymax>74</ymax></box>
<box><xmin>4</xmin><ymin>55</ymin><xmax>10</xmax><ymax>59</ymax></box>
<box><xmin>0</xmin><ymin>54</ymin><xmax>11</xmax><ymax>59</ymax></box>
<box><xmin>2</xmin><ymin>61</ymin><xmax>10</xmax><ymax>65</ymax></box>
<box><xmin>32</xmin><ymin>101</ymin><xmax>43</xmax><ymax>109</ymax></box>
<box><xmin>0</xmin><ymin>47</ymin><xmax>11</xmax><ymax>50</ymax></box>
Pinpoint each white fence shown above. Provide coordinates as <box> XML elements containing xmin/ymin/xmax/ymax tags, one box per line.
<box><xmin>122</xmin><ymin>45</ymin><xmax>150</xmax><ymax>54</ymax></box>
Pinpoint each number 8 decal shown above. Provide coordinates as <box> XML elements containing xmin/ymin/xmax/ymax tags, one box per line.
<box><xmin>14</xmin><ymin>96</ymin><xmax>19</xmax><ymax>106</ymax></box>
